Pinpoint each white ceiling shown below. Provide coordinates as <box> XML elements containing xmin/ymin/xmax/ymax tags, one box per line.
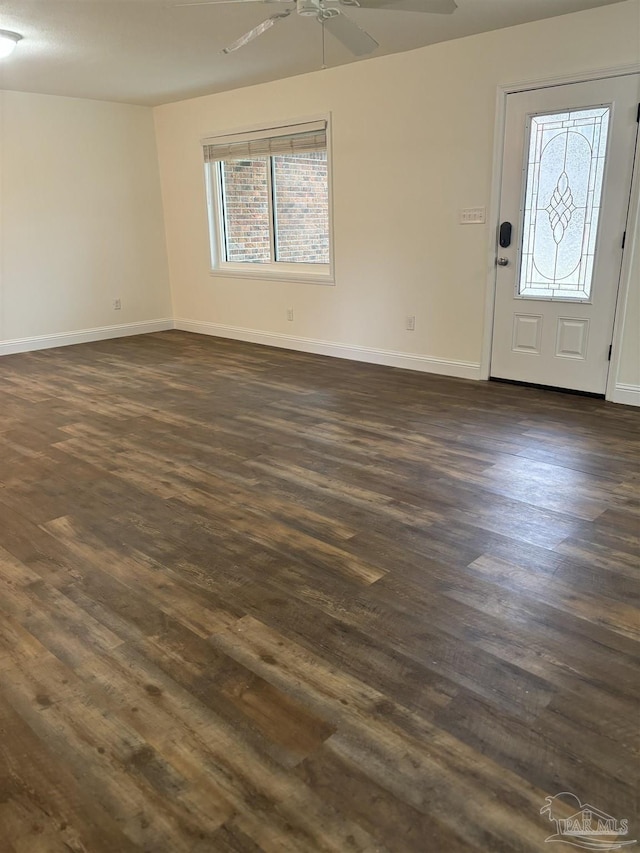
<box><xmin>0</xmin><ymin>0</ymin><xmax>628</xmax><ymax>106</ymax></box>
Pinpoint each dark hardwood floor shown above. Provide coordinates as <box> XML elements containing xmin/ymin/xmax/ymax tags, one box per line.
<box><xmin>0</xmin><ymin>330</ymin><xmax>637</xmax><ymax>853</ymax></box>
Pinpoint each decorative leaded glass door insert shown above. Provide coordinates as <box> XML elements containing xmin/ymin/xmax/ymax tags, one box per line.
<box><xmin>491</xmin><ymin>74</ymin><xmax>639</xmax><ymax>395</ymax></box>
<box><xmin>519</xmin><ymin>107</ymin><xmax>610</xmax><ymax>301</ymax></box>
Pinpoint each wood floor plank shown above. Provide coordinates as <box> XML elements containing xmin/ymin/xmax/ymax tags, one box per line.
<box><xmin>0</xmin><ymin>330</ymin><xmax>638</xmax><ymax>851</ymax></box>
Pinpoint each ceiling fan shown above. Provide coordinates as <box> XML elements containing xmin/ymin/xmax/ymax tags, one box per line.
<box><xmin>177</xmin><ymin>0</ymin><xmax>457</xmax><ymax>58</ymax></box>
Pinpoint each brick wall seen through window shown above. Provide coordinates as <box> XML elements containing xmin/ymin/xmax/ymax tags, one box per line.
<box><xmin>221</xmin><ymin>151</ymin><xmax>329</xmax><ymax>265</ymax></box>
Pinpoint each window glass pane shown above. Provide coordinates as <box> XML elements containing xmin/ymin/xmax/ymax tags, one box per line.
<box><xmin>273</xmin><ymin>151</ymin><xmax>329</xmax><ymax>264</ymax></box>
<box><xmin>518</xmin><ymin>106</ymin><xmax>610</xmax><ymax>301</ymax></box>
<box><xmin>220</xmin><ymin>159</ymin><xmax>271</xmax><ymax>263</ymax></box>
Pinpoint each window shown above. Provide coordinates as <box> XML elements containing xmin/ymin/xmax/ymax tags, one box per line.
<box><xmin>204</xmin><ymin>120</ymin><xmax>332</xmax><ymax>282</ymax></box>
<box><xmin>518</xmin><ymin>106</ymin><xmax>610</xmax><ymax>301</ymax></box>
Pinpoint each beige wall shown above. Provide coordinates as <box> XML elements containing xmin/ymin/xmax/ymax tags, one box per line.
<box><xmin>0</xmin><ymin>90</ymin><xmax>171</xmax><ymax>346</ymax></box>
<box><xmin>154</xmin><ymin>0</ymin><xmax>640</xmax><ymax>389</ymax></box>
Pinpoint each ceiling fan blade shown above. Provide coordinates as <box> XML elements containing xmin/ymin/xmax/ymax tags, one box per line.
<box><xmin>222</xmin><ymin>10</ymin><xmax>290</xmax><ymax>53</ymax></box>
<box><xmin>345</xmin><ymin>0</ymin><xmax>456</xmax><ymax>12</ymax></box>
<box><xmin>321</xmin><ymin>12</ymin><xmax>378</xmax><ymax>56</ymax></box>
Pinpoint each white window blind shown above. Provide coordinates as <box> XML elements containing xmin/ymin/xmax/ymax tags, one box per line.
<box><xmin>202</xmin><ymin>120</ymin><xmax>327</xmax><ymax>163</ymax></box>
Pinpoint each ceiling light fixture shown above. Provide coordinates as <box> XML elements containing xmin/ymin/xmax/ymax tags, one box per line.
<box><xmin>0</xmin><ymin>30</ymin><xmax>22</xmax><ymax>59</ymax></box>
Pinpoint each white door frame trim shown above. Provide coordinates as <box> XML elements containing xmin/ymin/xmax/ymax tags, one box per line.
<box><xmin>609</xmin><ymin>127</ymin><xmax>640</xmax><ymax>404</ymax></box>
<box><xmin>480</xmin><ymin>64</ymin><xmax>640</xmax><ymax>404</ymax></box>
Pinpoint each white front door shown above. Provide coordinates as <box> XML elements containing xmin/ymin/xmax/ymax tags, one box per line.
<box><xmin>491</xmin><ymin>74</ymin><xmax>639</xmax><ymax>394</ymax></box>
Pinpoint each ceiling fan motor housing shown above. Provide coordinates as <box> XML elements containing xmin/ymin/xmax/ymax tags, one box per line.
<box><xmin>296</xmin><ymin>0</ymin><xmax>322</xmax><ymax>16</ymax></box>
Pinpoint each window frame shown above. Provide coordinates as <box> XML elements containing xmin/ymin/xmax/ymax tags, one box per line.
<box><xmin>204</xmin><ymin>116</ymin><xmax>335</xmax><ymax>285</ymax></box>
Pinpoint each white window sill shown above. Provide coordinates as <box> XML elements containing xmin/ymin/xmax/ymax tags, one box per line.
<box><xmin>209</xmin><ymin>267</ymin><xmax>335</xmax><ymax>286</ymax></box>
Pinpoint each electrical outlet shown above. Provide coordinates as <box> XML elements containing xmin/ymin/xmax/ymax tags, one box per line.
<box><xmin>406</xmin><ymin>315</ymin><xmax>416</xmax><ymax>331</ymax></box>
<box><xmin>286</xmin><ymin>308</ymin><xmax>294</xmax><ymax>322</ymax></box>
<box><xmin>113</xmin><ymin>298</ymin><xmax>122</xmax><ymax>310</ymax></box>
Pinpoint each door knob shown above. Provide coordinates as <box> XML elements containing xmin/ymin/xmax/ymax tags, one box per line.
<box><xmin>497</xmin><ymin>257</ymin><xmax>509</xmax><ymax>267</ymax></box>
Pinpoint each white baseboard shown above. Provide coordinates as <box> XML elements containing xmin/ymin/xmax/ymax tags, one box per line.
<box><xmin>2</xmin><ymin>316</ymin><xmax>634</xmax><ymax>401</ymax></box>
<box><xmin>0</xmin><ymin>319</ymin><xmax>174</xmax><ymax>357</ymax></box>
<box><xmin>610</xmin><ymin>383</ymin><xmax>640</xmax><ymax>407</ymax></box>
<box><xmin>174</xmin><ymin>318</ymin><xmax>482</xmax><ymax>381</ymax></box>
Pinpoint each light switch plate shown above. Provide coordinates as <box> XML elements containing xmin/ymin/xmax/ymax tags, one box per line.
<box><xmin>460</xmin><ymin>207</ymin><xmax>486</xmax><ymax>224</ymax></box>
